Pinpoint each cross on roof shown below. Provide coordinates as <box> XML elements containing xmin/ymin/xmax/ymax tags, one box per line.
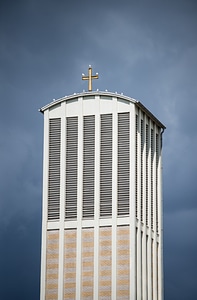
<box><xmin>82</xmin><ymin>65</ymin><xmax>99</xmax><ymax>91</ymax></box>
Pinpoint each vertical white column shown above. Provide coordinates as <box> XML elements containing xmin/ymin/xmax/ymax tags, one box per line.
<box><xmin>136</xmin><ymin>109</ymin><xmax>142</xmax><ymax>299</ymax></box>
<box><xmin>112</xmin><ymin>97</ymin><xmax>117</xmax><ymax>299</ymax></box>
<box><xmin>137</xmin><ymin>110</ymin><xmax>141</xmax><ymax>224</ymax></box>
<box><xmin>76</xmin><ymin>97</ymin><xmax>83</xmax><ymax>300</ymax></box>
<box><xmin>94</xmin><ymin>96</ymin><xmax>100</xmax><ymax>300</ymax></box>
<box><xmin>136</xmin><ymin>110</ymin><xmax>142</xmax><ymax>299</ymax></box>
<box><xmin>147</xmin><ymin>235</ymin><xmax>152</xmax><ymax>300</ymax></box>
<box><xmin>147</xmin><ymin>120</ymin><xmax>151</xmax><ymax>230</ymax></box>
<box><xmin>130</xmin><ymin>103</ymin><xmax>137</xmax><ymax>300</ymax></box>
<box><xmin>147</xmin><ymin>119</ymin><xmax>152</xmax><ymax>300</ymax></box>
<box><xmin>142</xmin><ymin>229</ymin><xmax>147</xmax><ymax>300</ymax></box>
<box><xmin>58</xmin><ymin>103</ymin><xmax>66</xmax><ymax>300</ymax></box>
<box><xmin>152</xmin><ymin>124</ymin><xmax>158</xmax><ymax>300</ymax></box>
<box><xmin>142</xmin><ymin>114</ymin><xmax>147</xmax><ymax>300</ymax></box>
<box><xmin>136</xmin><ymin>229</ymin><xmax>141</xmax><ymax>299</ymax></box>
<box><xmin>153</xmin><ymin>124</ymin><xmax>157</xmax><ymax>234</ymax></box>
<box><xmin>158</xmin><ymin>128</ymin><xmax>164</xmax><ymax>300</ymax></box>
<box><xmin>40</xmin><ymin>110</ymin><xmax>49</xmax><ymax>300</ymax></box>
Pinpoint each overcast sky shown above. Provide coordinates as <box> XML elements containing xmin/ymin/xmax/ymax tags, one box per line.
<box><xmin>0</xmin><ymin>0</ymin><xmax>197</xmax><ymax>299</ymax></box>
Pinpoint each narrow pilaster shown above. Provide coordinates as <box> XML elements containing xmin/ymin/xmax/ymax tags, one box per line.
<box><xmin>158</xmin><ymin>129</ymin><xmax>164</xmax><ymax>300</ymax></box>
<box><xmin>94</xmin><ymin>96</ymin><xmax>100</xmax><ymax>300</ymax></box>
<box><xmin>112</xmin><ymin>97</ymin><xmax>117</xmax><ymax>299</ymax></box>
<box><xmin>130</xmin><ymin>103</ymin><xmax>137</xmax><ymax>300</ymax></box>
<box><xmin>76</xmin><ymin>97</ymin><xmax>83</xmax><ymax>299</ymax></box>
<box><xmin>58</xmin><ymin>103</ymin><xmax>66</xmax><ymax>300</ymax></box>
<box><xmin>40</xmin><ymin>110</ymin><xmax>49</xmax><ymax>300</ymax></box>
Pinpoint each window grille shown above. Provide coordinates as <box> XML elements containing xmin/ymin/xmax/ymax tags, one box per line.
<box><xmin>100</xmin><ymin>114</ymin><xmax>112</xmax><ymax>217</ymax></box>
<box><xmin>83</xmin><ymin>115</ymin><xmax>95</xmax><ymax>219</ymax></box>
<box><xmin>151</xmin><ymin>128</ymin><xmax>154</xmax><ymax>230</ymax></box>
<box><xmin>117</xmin><ymin>112</ymin><xmax>130</xmax><ymax>216</ymax></box>
<box><xmin>146</xmin><ymin>124</ymin><xmax>149</xmax><ymax>226</ymax></box>
<box><xmin>156</xmin><ymin>133</ymin><xmax>159</xmax><ymax>232</ymax></box>
<box><xmin>48</xmin><ymin>118</ymin><xmax>61</xmax><ymax>221</ymax></box>
<box><xmin>135</xmin><ymin>115</ymin><xmax>138</xmax><ymax>219</ymax></box>
<box><xmin>141</xmin><ymin>119</ymin><xmax>144</xmax><ymax>223</ymax></box>
<box><xmin>65</xmin><ymin>116</ymin><xmax>78</xmax><ymax>219</ymax></box>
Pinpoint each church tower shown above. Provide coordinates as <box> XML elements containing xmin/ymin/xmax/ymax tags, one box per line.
<box><xmin>39</xmin><ymin>67</ymin><xmax>165</xmax><ymax>300</ymax></box>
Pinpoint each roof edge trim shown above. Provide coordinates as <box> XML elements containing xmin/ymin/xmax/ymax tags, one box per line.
<box><xmin>39</xmin><ymin>90</ymin><xmax>166</xmax><ymax>129</ymax></box>
<box><xmin>39</xmin><ymin>91</ymin><xmax>136</xmax><ymax>112</ymax></box>
<box><xmin>136</xmin><ymin>101</ymin><xmax>166</xmax><ymax>129</ymax></box>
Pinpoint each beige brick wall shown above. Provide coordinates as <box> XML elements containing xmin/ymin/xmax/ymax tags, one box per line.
<box><xmin>46</xmin><ymin>230</ymin><xmax>59</xmax><ymax>300</ymax></box>
<box><xmin>45</xmin><ymin>226</ymin><xmax>131</xmax><ymax>300</ymax></box>
<box><xmin>99</xmin><ymin>226</ymin><xmax>112</xmax><ymax>300</ymax></box>
<box><xmin>117</xmin><ymin>225</ymin><xmax>130</xmax><ymax>300</ymax></box>
<box><xmin>81</xmin><ymin>228</ymin><xmax>94</xmax><ymax>300</ymax></box>
<box><xmin>64</xmin><ymin>229</ymin><xmax>77</xmax><ymax>300</ymax></box>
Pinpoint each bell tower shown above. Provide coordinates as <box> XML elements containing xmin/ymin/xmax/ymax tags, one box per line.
<box><xmin>39</xmin><ymin>68</ymin><xmax>165</xmax><ymax>300</ymax></box>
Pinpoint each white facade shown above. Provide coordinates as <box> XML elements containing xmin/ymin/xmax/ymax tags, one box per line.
<box><xmin>40</xmin><ymin>91</ymin><xmax>165</xmax><ymax>300</ymax></box>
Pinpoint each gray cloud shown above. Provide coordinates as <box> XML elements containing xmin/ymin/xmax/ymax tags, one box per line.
<box><xmin>0</xmin><ymin>0</ymin><xmax>197</xmax><ymax>299</ymax></box>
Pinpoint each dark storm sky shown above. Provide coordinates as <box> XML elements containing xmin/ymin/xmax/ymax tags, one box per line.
<box><xmin>0</xmin><ymin>1</ymin><xmax>197</xmax><ymax>299</ymax></box>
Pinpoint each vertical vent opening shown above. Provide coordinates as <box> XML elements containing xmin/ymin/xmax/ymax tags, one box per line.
<box><xmin>156</xmin><ymin>133</ymin><xmax>159</xmax><ymax>233</ymax></box>
<box><xmin>83</xmin><ymin>115</ymin><xmax>95</xmax><ymax>219</ymax></box>
<box><xmin>141</xmin><ymin>119</ymin><xmax>144</xmax><ymax>223</ymax></box>
<box><xmin>151</xmin><ymin>128</ymin><xmax>154</xmax><ymax>230</ymax></box>
<box><xmin>100</xmin><ymin>114</ymin><xmax>112</xmax><ymax>218</ymax></box>
<box><xmin>117</xmin><ymin>112</ymin><xmax>130</xmax><ymax>216</ymax></box>
<box><xmin>135</xmin><ymin>115</ymin><xmax>138</xmax><ymax>219</ymax></box>
<box><xmin>146</xmin><ymin>124</ymin><xmax>149</xmax><ymax>226</ymax></box>
<box><xmin>65</xmin><ymin>116</ymin><xmax>78</xmax><ymax>219</ymax></box>
<box><xmin>48</xmin><ymin>118</ymin><xmax>61</xmax><ymax>221</ymax></box>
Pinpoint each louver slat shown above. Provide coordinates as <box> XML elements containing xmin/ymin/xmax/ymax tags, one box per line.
<box><xmin>151</xmin><ymin>128</ymin><xmax>154</xmax><ymax>230</ymax></box>
<box><xmin>156</xmin><ymin>133</ymin><xmax>159</xmax><ymax>233</ymax></box>
<box><xmin>100</xmin><ymin>114</ymin><xmax>112</xmax><ymax>217</ymax></box>
<box><xmin>48</xmin><ymin>118</ymin><xmax>61</xmax><ymax>220</ymax></box>
<box><xmin>65</xmin><ymin>117</ymin><xmax>78</xmax><ymax>219</ymax></box>
<box><xmin>135</xmin><ymin>115</ymin><xmax>138</xmax><ymax>219</ymax></box>
<box><xmin>146</xmin><ymin>124</ymin><xmax>149</xmax><ymax>226</ymax></box>
<box><xmin>83</xmin><ymin>115</ymin><xmax>95</xmax><ymax>219</ymax></box>
<box><xmin>141</xmin><ymin>119</ymin><xmax>144</xmax><ymax>223</ymax></box>
<box><xmin>118</xmin><ymin>112</ymin><xmax>130</xmax><ymax>216</ymax></box>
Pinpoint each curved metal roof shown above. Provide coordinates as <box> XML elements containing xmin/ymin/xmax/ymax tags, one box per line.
<box><xmin>39</xmin><ymin>90</ymin><xmax>166</xmax><ymax>129</ymax></box>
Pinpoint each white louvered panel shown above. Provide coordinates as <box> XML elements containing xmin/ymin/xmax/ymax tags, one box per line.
<box><xmin>151</xmin><ymin>128</ymin><xmax>154</xmax><ymax>230</ymax></box>
<box><xmin>100</xmin><ymin>114</ymin><xmax>112</xmax><ymax>217</ymax></box>
<box><xmin>65</xmin><ymin>116</ymin><xmax>78</xmax><ymax>219</ymax></box>
<box><xmin>156</xmin><ymin>133</ymin><xmax>159</xmax><ymax>233</ymax></box>
<box><xmin>48</xmin><ymin>118</ymin><xmax>61</xmax><ymax>221</ymax></box>
<box><xmin>141</xmin><ymin>119</ymin><xmax>144</xmax><ymax>223</ymax></box>
<box><xmin>83</xmin><ymin>115</ymin><xmax>95</xmax><ymax>219</ymax></box>
<box><xmin>135</xmin><ymin>115</ymin><xmax>138</xmax><ymax>219</ymax></box>
<box><xmin>146</xmin><ymin>124</ymin><xmax>149</xmax><ymax>227</ymax></box>
<box><xmin>117</xmin><ymin>112</ymin><xmax>130</xmax><ymax>216</ymax></box>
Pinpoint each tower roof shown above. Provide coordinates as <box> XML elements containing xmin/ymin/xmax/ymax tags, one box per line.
<box><xmin>39</xmin><ymin>90</ymin><xmax>166</xmax><ymax>129</ymax></box>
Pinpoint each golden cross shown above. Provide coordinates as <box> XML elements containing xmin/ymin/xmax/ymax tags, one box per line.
<box><xmin>82</xmin><ymin>65</ymin><xmax>99</xmax><ymax>91</ymax></box>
